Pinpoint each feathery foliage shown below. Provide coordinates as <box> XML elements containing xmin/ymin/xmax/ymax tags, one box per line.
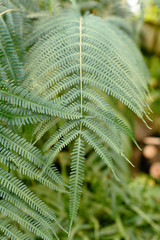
<box><xmin>0</xmin><ymin>1</ymin><xmax>69</xmax><ymax>238</ymax></box>
<box><xmin>23</xmin><ymin>8</ymin><xmax>151</xmax><ymax>231</ymax></box>
<box><xmin>0</xmin><ymin>0</ymin><xmax>152</xmax><ymax>237</ymax></box>
<box><xmin>0</xmin><ymin>219</ymin><xmax>29</xmax><ymax>240</ymax></box>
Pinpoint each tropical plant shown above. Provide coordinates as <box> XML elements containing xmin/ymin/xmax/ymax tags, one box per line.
<box><xmin>0</xmin><ymin>1</ymin><xmax>71</xmax><ymax>239</ymax></box>
<box><xmin>0</xmin><ymin>0</ymin><xmax>152</xmax><ymax>239</ymax></box>
<box><xmin>24</xmin><ymin>1</ymin><xmax>152</xmax><ymax>234</ymax></box>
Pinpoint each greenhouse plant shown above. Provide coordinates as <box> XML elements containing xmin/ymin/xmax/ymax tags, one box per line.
<box><xmin>0</xmin><ymin>0</ymin><xmax>160</xmax><ymax>239</ymax></box>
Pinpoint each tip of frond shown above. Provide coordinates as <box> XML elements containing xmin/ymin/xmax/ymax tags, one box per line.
<box><xmin>133</xmin><ymin>140</ymin><xmax>142</xmax><ymax>151</ymax></box>
<box><xmin>142</xmin><ymin>118</ymin><xmax>152</xmax><ymax>130</ymax></box>
<box><xmin>112</xmin><ymin>170</ymin><xmax>120</xmax><ymax>182</ymax></box>
<box><xmin>59</xmin><ymin>225</ymin><xmax>68</xmax><ymax>235</ymax></box>
<box><xmin>54</xmin><ymin>233</ymin><xmax>60</xmax><ymax>240</ymax></box>
<box><xmin>146</xmin><ymin>115</ymin><xmax>153</xmax><ymax>122</ymax></box>
<box><xmin>144</xmin><ymin>112</ymin><xmax>153</xmax><ymax>122</ymax></box>
<box><xmin>146</xmin><ymin>102</ymin><xmax>153</xmax><ymax>113</ymax></box>
<box><xmin>122</xmin><ymin>153</ymin><xmax>135</xmax><ymax>167</ymax></box>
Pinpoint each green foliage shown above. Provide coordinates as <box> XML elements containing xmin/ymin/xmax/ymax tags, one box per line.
<box><xmin>0</xmin><ymin>0</ymin><xmax>152</xmax><ymax>239</ymax></box>
<box><xmin>0</xmin><ymin>1</ymin><xmax>68</xmax><ymax>238</ymax></box>
<box><xmin>31</xmin><ymin>154</ymin><xmax>160</xmax><ymax>240</ymax></box>
<box><xmin>24</xmin><ymin>8</ymin><xmax>150</xmax><ymax>231</ymax></box>
<box><xmin>0</xmin><ymin>219</ymin><xmax>29</xmax><ymax>240</ymax></box>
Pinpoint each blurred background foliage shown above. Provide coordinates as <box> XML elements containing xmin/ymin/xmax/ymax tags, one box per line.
<box><xmin>1</xmin><ymin>0</ymin><xmax>160</xmax><ymax>239</ymax></box>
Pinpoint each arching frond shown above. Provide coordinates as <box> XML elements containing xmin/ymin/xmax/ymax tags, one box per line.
<box><xmin>0</xmin><ymin>0</ymin><xmax>151</xmax><ymax>235</ymax></box>
<box><xmin>33</xmin><ymin>116</ymin><xmax>59</xmax><ymax>143</ymax></box>
<box><xmin>24</xmin><ymin>10</ymin><xmax>150</xmax><ymax>230</ymax></box>
<box><xmin>0</xmin><ymin>125</ymin><xmax>43</xmax><ymax>166</ymax></box>
<box><xmin>0</xmin><ymin>85</ymin><xmax>81</xmax><ymax>119</ymax></box>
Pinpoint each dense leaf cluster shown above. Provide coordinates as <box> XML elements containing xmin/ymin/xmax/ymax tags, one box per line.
<box><xmin>0</xmin><ymin>0</ymin><xmax>151</xmax><ymax>239</ymax></box>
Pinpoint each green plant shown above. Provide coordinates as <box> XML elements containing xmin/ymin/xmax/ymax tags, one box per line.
<box><xmin>24</xmin><ymin>2</ymin><xmax>151</xmax><ymax>233</ymax></box>
<box><xmin>31</xmin><ymin>155</ymin><xmax>160</xmax><ymax>240</ymax></box>
<box><xmin>0</xmin><ymin>1</ymin><xmax>71</xmax><ymax>239</ymax></box>
<box><xmin>0</xmin><ymin>0</ymin><xmax>152</xmax><ymax>239</ymax></box>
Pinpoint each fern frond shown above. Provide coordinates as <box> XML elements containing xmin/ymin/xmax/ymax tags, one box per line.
<box><xmin>23</xmin><ymin>9</ymin><xmax>150</xmax><ymax>230</ymax></box>
<box><xmin>82</xmin><ymin>118</ymin><xmax>121</xmax><ymax>154</ymax></box>
<box><xmin>0</xmin><ymin>85</ymin><xmax>81</xmax><ymax>119</ymax></box>
<box><xmin>0</xmin><ymin>1</ymin><xmax>25</xmax><ymax>84</ymax></box>
<box><xmin>0</xmin><ymin>102</ymin><xmax>45</xmax><ymax>125</ymax></box>
<box><xmin>43</xmin><ymin>75</ymin><xmax>80</xmax><ymax>100</ymax></box>
<box><xmin>24</xmin><ymin>11</ymin><xmax>76</xmax><ymax>47</ymax></box>
<box><xmin>0</xmin><ymin>124</ymin><xmax>65</xmax><ymax>187</ymax></box>
<box><xmin>0</xmin><ymin>167</ymin><xmax>59</xmax><ymax>224</ymax></box>
<box><xmin>69</xmin><ymin>136</ymin><xmax>85</xmax><ymax>234</ymax></box>
<box><xmin>82</xmin><ymin>118</ymin><xmax>133</xmax><ymax>166</ymax></box>
<box><xmin>53</xmin><ymin>88</ymin><xmax>80</xmax><ymax>106</ymax></box>
<box><xmin>33</xmin><ymin>116</ymin><xmax>58</xmax><ymax>143</ymax></box>
<box><xmin>82</xmin><ymin>102</ymin><xmax>140</xmax><ymax>149</ymax></box>
<box><xmin>25</xmin><ymin>12</ymin><xmax>148</xmax><ymax>115</ymax></box>
<box><xmin>0</xmin><ymin>236</ymin><xmax>8</xmax><ymax>240</ymax></box>
<box><xmin>44</xmin><ymin>164</ymin><xmax>69</xmax><ymax>189</ymax></box>
<box><xmin>0</xmin><ymin>219</ymin><xmax>29</xmax><ymax>240</ymax></box>
<box><xmin>0</xmin><ymin>125</ymin><xmax>43</xmax><ymax>166</ymax></box>
<box><xmin>0</xmin><ymin>147</ymin><xmax>66</xmax><ymax>192</ymax></box>
<box><xmin>83</xmin><ymin>75</ymin><xmax>145</xmax><ymax>119</ymax></box>
<box><xmin>0</xmin><ymin>200</ymin><xmax>54</xmax><ymax>240</ymax></box>
<box><xmin>41</xmin><ymin>129</ymin><xmax>80</xmax><ymax>173</ymax></box>
<box><xmin>43</xmin><ymin>120</ymin><xmax>81</xmax><ymax>152</ymax></box>
<box><xmin>81</xmin><ymin>130</ymin><xmax>118</xmax><ymax>180</ymax></box>
<box><xmin>0</xmin><ymin>188</ymin><xmax>59</xmax><ymax>238</ymax></box>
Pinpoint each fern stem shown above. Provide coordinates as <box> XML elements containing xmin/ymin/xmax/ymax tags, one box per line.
<box><xmin>0</xmin><ymin>9</ymin><xmax>18</xmax><ymax>17</ymax></box>
<box><xmin>79</xmin><ymin>16</ymin><xmax>83</xmax><ymax>117</ymax></box>
<box><xmin>69</xmin><ymin>16</ymin><xmax>84</xmax><ymax>235</ymax></box>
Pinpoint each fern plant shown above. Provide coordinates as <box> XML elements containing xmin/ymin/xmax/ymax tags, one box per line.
<box><xmin>0</xmin><ymin>1</ymin><xmax>73</xmax><ymax>239</ymax></box>
<box><xmin>23</xmin><ymin>6</ymin><xmax>151</xmax><ymax>234</ymax></box>
<box><xmin>0</xmin><ymin>0</ymin><xmax>152</xmax><ymax>238</ymax></box>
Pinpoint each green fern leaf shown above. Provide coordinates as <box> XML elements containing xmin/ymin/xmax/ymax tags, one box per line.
<box><xmin>0</xmin><ymin>85</ymin><xmax>81</xmax><ymax>119</ymax></box>
<box><xmin>0</xmin><ymin>188</ymin><xmax>58</xmax><ymax>238</ymax></box>
<box><xmin>41</xmin><ymin>129</ymin><xmax>80</xmax><ymax>173</ymax></box>
<box><xmin>81</xmin><ymin>130</ymin><xmax>118</xmax><ymax>180</ymax></box>
<box><xmin>0</xmin><ymin>220</ymin><xmax>29</xmax><ymax>240</ymax></box>
<box><xmin>69</xmin><ymin>137</ymin><xmax>85</xmax><ymax>235</ymax></box>
<box><xmin>0</xmin><ymin>167</ymin><xmax>59</xmax><ymax>224</ymax></box>
<box><xmin>0</xmin><ymin>102</ymin><xmax>45</xmax><ymax>125</ymax></box>
<box><xmin>0</xmin><ymin>147</ymin><xmax>66</xmax><ymax>192</ymax></box>
<box><xmin>42</xmin><ymin>120</ymin><xmax>81</xmax><ymax>152</ymax></box>
<box><xmin>33</xmin><ymin>116</ymin><xmax>59</xmax><ymax>143</ymax></box>
<box><xmin>0</xmin><ymin>1</ymin><xmax>25</xmax><ymax>84</ymax></box>
<box><xmin>0</xmin><ymin>200</ymin><xmax>54</xmax><ymax>240</ymax></box>
<box><xmin>22</xmin><ymin>9</ymin><xmax>150</xmax><ymax>230</ymax></box>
